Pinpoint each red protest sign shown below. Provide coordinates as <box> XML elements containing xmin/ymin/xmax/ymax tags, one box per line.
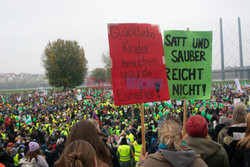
<box><xmin>108</xmin><ymin>23</ymin><xmax>170</xmax><ymax>105</ymax></box>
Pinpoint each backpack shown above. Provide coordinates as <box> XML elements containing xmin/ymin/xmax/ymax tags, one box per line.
<box><xmin>20</xmin><ymin>157</ymin><xmax>38</xmax><ymax>167</ymax></box>
<box><xmin>243</xmin><ymin>151</ymin><xmax>250</xmax><ymax>167</ymax></box>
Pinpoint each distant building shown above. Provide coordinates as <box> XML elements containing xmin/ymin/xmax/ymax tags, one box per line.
<box><xmin>5</xmin><ymin>73</ymin><xmax>16</xmax><ymax>81</ymax></box>
<box><xmin>212</xmin><ymin>66</ymin><xmax>250</xmax><ymax>81</ymax></box>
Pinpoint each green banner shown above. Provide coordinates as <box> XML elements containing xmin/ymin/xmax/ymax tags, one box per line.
<box><xmin>164</xmin><ymin>30</ymin><xmax>212</xmax><ymax>100</ymax></box>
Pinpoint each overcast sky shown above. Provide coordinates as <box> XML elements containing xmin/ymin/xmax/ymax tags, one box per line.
<box><xmin>0</xmin><ymin>0</ymin><xmax>250</xmax><ymax>74</ymax></box>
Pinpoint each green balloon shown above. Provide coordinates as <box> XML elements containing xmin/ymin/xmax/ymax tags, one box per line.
<box><xmin>168</xmin><ymin>104</ymin><xmax>172</xmax><ymax>108</ymax></box>
<box><xmin>159</xmin><ymin>105</ymin><xmax>163</xmax><ymax>109</ymax></box>
<box><xmin>153</xmin><ymin>102</ymin><xmax>156</xmax><ymax>106</ymax></box>
<box><xmin>153</xmin><ymin>113</ymin><xmax>156</xmax><ymax>117</ymax></box>
<box><xmin>202</xmin><ymin>100</ymin><xmax>206</xmax><ymax>103</ymax></box>
<box><xmin>146</xmin><ymin>103</ymin><xmax>149</xmax><ymax>107</ymax></box>
<box><xmin>206</xmin><ymin>114</ymin><xmax>212</xmax><ymax>120</ymax></box>
<box><xmin>165</xmin><ymin>111</ymin><xmax>168</xmax><ymax>115</ymax></box>
<box><xmin>25</xmin><ymin>120</ymin><xmax>31</xmax><ymax>124</ymax></box>
<box><xmin>222</xmin><ymin>104</ymin><xmax>225</xmax><ymax>107</ymax></box>
<box><xmin>159</xmin><ymin>111</ymin><xmax>163</xmax><ymax>117</ymax></box>
<box><xmin>15</xmin><ymin>117</ymin><xmax>19</xmax><ymax>121</ymax></box>
<box><xmin>196</xmin><ymin>104</ymin><xmax>200</xmax><ymax>108</ymax></box>
<box><xmin>33</xmin><ymin>118</ymin><xmax>36</xmax><ymax>122</ymax></box>
<box><xmin>192</xmin><ymin>113</ymin><xmax>196</xmax><ymax>116</ymax></box>
<box><xmin>190</xmin><ymin>100</ymin><xmax>195</xmax><ymax>104</ymax></box>
<box><xmin>16</xmin><ymin>123</ymin><xmax>19</xmax><ymax>127</ymax></box>
<box><xmin>207</xmin><ymin>101</ymin><xmax>210</xmax><ymax>104</ymax></box>
<box><xmin>201</xmin><ymin>111</ymin><xmax>206</xmax><ymax>116</ymax></box>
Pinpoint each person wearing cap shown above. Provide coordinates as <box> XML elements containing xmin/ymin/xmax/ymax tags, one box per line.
<box><xmin>20</xmin><ymin>142</ymin><xmax>48</xmax><ymax>167</ymax></box>
<box><xmin>184</xmin><ymin>115</ymin><xmax>230</xmax><ymax>167</ymax></box>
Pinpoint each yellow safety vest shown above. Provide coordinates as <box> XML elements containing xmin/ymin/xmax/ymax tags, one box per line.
<box><xmin>129</xmin><ymin>133</ymin><xmax>134</xmax><ymax>143</ymax></box>
<box><xmin>13</xmin><ymin>154</ymin><xmax>19</xmax><ymax>166</ymax></box>
<box><xmin>118</xmin><ymin>145</ymin><xmax>130</xmax><ymax>161</ymax></box>
<box><xmin>61</xmin><ymin>130</ymin><xmax>68</xmax><ymax>136</ymax></box>
<box><xmin>126</xmin><ymin>134</ymin><xmax>134</xmax><ymax>144</ymax></box>
<box><xmin>133</xmin><ymin>141</ymin><xmax>142</xmax><ymax>162</ymax></box>
<box><xmin>1</xmin><ymin>133</ymin><xmax>6</xmax><ymax>140</ymax></box>
<box><xmin>49</xmin><ymin>128</ymin><xmax>53</xmax><ymax>135</ymax></box>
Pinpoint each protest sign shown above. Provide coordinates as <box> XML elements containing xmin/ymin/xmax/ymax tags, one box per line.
<box><xmin>234</xmin><ymin>98</ymin><xmax>241</xmax><ymax>106</ymax></box>
<box><xmin>108</xmin><ymin>23</ymin><xmax>170</xmax><ymax>105</ymax></box>
<box><xmin>176</xmin><ymin>99</ymin><xmax>182</xmax><ymax>105</ymax></box>
<box><xmin>77</xmin><ymin>94</ymin><xmax>82</xmax><ymax>101</ymax></box>
<box><xmin>235</xmin><ymin>78</ymin><xmax>241</xmax><ymax>92</ymax></box>
<box><xmin>164</xmin><ymin>30</ymin><xmax>212</xmax><ymax>99</ymax></box>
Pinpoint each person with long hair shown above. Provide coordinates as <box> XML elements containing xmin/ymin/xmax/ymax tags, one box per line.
<box><xmin>137</xmin><ymin>116</ymin><xmax>207</xmax><ymax>167</ymax></box>
<box><xmin>20</xmin><ymin>141</ymin><xmax>48</xmax><ymax>167</ymax></box>
<box><xmin>58</xmin><ymin>120</ymin><xmax>112</xmax><ymax>167</ymax></box>
<box><xmin>231</xmin><ymin>113</ymin><xmax>250</xmax><ymax>167</ymax></box>
<box><xmin>55</xmin><ymin>140</ymin><xmax>97</xmax><ymax>167</ymax></box>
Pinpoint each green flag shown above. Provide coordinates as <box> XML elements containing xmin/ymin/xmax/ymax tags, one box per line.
<box><xmin>164</xmin><ymin>30</ymin><xmax>212</xmax><ymax>100</ymax></box>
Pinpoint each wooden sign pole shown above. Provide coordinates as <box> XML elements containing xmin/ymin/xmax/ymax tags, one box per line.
<box><xmin>182</xmin><ymin>27</ymin><xmax>190</xmax><ymax>138</ymax></box>
<box><xmin>182</xmin><ymin>99</ymin><xmax>187</xmax><ymax>137</ymax></box>
<box><xmin>140</xmin><ymin>103</ymin><xmax>146</xmax><ymax>156</ymax></box>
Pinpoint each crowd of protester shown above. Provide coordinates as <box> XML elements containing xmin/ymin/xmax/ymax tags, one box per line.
<box><xmin>0</xmin><ymin>82</ymin><xmax>249</xmax><ymax>167</ymax></box>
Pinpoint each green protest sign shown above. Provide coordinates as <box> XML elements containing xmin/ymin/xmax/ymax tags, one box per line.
<box><xmin>164</xmin><ymin>30</ymin><xmax>212</xmax><ymax>99</ymax></box>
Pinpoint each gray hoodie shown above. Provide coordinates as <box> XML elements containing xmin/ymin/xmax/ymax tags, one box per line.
<box><xmin>137</xmin><ymin>148</ymin><xmax>207</xmax><ymax>167</ymax></box>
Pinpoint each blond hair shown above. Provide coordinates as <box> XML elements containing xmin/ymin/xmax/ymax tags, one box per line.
<box><xmin>159</xmin><ymin>117</ymin><xmax>182</xmax><ymax>150</ymax></box>
<box><xmin>237</xmin><ymin>113</ymin><xmax>250</xmax><ymax>151</ymax></box>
